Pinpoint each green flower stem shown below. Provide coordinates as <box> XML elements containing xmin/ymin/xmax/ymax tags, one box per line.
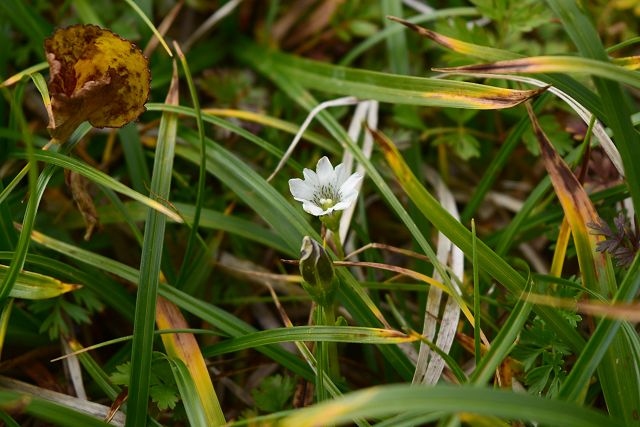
<box><xmin>323</xmin><ymin>303</ymin><xmax>340</xmax><ymax>381</ymax></box>
<box><xmin>315</xmin><ymin>302</ymin><xmax>340</xmax><ymax>401</ymax></box>
<box><xmin>330</xmin><ymin>230</ymin><xmax>345</xmax><ymax>259</ymax></box>
<box><xmin>326</xmin><ymin>230</ymin><xmax>342</xmax><ymax>385</ymax></box>
<box><xmin>314</xmin><ymin>306</ymin><xmax>328</xmax><ymax>402</ymax></box>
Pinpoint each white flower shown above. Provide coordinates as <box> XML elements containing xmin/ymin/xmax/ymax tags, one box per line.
<box><xmin>289</xmin><ymin>157</ymin><xmax>363</xmax><ymax>217</ymax></box>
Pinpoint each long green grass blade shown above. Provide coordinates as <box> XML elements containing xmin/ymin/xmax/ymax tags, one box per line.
<box><xmin>67</xmin><ymin>339</ymin><xmax>121</xmax><ymax>400</ymax></box>
<box><xmin>471</xmin><ymin>279</ymin><xmax>532</xmax><ymax>385</ymax></box>
<box><xmin>8</xmin><ymin>150</ymin><xmax>181</xmax><ymax>223</ymax></box>
<box><xmin>146</xmin><ymin>104</ymin><xmax>308</xmax><ymax>164</ymax></box>
<box><xmin>71</xmin><ymin>0</ymin><xmax>104</xmax><ymax>26</ymax></box>
<box><xmin>122</xmin><ymin>0</ymin><xmax>171</xmax><ymax>57</ymax></box>
<box><xmin>0</xmin><ymin>89</ymin><xmax>39</xmax><ymax>300</ymax></box>
<box><xmin>239</xmin><ymin>42</ymin><xmax>544</xmax><ymax>110</ymax></box>
<box><xmin>156</xmin><ymin>296</ymin><xmax>225</xmax><ymax>425</ymax></box>
<box><xmin>0</xmin><ymin>122</ymin><xmax>91</xmax><ymax>206</ymax></box>
<box><xmin>203</xmin><ymin>325</ymin><xmax>413</xmax><ymax>357</ymax></box>
<box><xmin>118</xmin><ymin>123</ymin><xmax>150</xmax><ymax>194</ymax></box>
<box><xmin>126</xmin><ymin>65</ymin><xmax>179</xmax><ymax>427</ymax></box>
<box><xmin>0</xmin><ymin>410</ymin><xmax>21</xmax><ymax>427</ymax></box>
<box><xmin>174</xmin><ymin>44</ymin><xmax>208</xmax><ymax>290</ymax></box>
<box><xmin>380</xmin><ymin>0</ymin><xmax>409</xmax><ymax>75</ymax></box>
<box><xmin>167</xmin><ymin>357</ymin><xmax>208</xmax><ymax>427</ymax></box>
<box><xmin>60</xmin><ymin>200</ymin><xmax>291</xmax><ymax>255</ymax></box>
<box><xmin>280</xmin><ymin>384</ymin><xmax>622</xmax><ymax>427</ymax></box>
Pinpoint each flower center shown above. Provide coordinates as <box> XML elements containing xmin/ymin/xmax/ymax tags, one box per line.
<box><xmin>313</xmin><ymin>184</ymin><xmax>341</xmax><ymax>211</ymax></box>
<box><xmin>319</xmin><ymin>198</ymin><xmax>334</xmax><ymax>210</ymax></box>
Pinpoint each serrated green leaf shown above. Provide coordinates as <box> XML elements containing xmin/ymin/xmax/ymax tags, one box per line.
<box><xmin>110</xmin><ymin>362</ymin><xmax>131</xmax><ymax>386</ymax></box>
<box><xmin>252</xmin><ymin>375</ymin><xmax>295</xmax><ymax>413</ymax></box>
<box><xmin>150</xmin><ymin>383</ymin><xmax>179</xmax><ymax>411</ymax></box>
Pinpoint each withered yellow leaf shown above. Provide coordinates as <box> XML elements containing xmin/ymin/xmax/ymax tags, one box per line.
<box><xmin>45</xmin><ymin>25</ymin><xmax>151</xmax><ymax>142</ymax></box>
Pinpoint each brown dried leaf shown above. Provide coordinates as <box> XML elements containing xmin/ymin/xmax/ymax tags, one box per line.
<box><xmin>45</xmin><ymin>25</ymin><xmax>151</xmax><ymax>142</ymax></box>
<box><xmin>64</xmin><ymin>170</ymin><xmax>99</xmax><ymax>241</ymax></box>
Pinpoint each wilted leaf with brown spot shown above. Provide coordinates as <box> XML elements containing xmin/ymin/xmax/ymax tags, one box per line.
<box><xmin>106</xmin><ymin>388</ymin><xmax>128</xmax><ymax>423</ymax></box>
<box><xmin>45</xmin><ymin>25</ymin><xmax>150</xmax><ymax>142</ymax></box>
<box><xmin>64</xmin><ymin>170</ymin><xmax>99</xmax><ymax>241</ymax></box>
<box><xmin>525</xmin><ymin>103</ymin><xmax>613</xmax><ymax>296</ymax></box>
<box><xmin>387</xmin><ymin>16</ymin><xmax>514</xmax><ymax>63</ymax></box>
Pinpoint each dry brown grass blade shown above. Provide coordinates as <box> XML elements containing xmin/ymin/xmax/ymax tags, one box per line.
<box><xmin>387</xmin><ymin>15</ymin><xmax>468</xmax><ymax>52</ymax></box>
<box><xmin>526</xmin><ymin>293</ymin><xmax>640</xmax><ymax>322</ymax></box>
<box><xmin>143</xmin><ymin>0</ymin><xmax>183</xmax><ymax>57</ymax></box>
<box><xmin>0</xmin><ymin>375</ymin><xmax>126</xmax><ymax>426</ymax></box>
<box><xmin>65</xmin><ymin>170</ymin><xmax>99</xmax><ymax>241</ymax></box>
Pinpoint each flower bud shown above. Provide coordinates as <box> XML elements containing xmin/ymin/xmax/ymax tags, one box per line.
<box><xmin>299</xmin><ymin>236</ymin><xmax>335</xmax><ymax>306</ymax></box>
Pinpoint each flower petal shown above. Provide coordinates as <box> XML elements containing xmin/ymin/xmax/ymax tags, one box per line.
<box><xmin>289</xmin><ymin>178</ymin><xmax>315</xmax><ymax>201</ymax></box>
<box><xmin>334</xmin><ymin>163</ymin><xmax>350</xmax><ymax>187</ymax></box>
<box><xmin>316</xmin><ymin>156</ymin><xmax>335</xmax><ymax>187</ymax></box>
<box><xmin>333</xmin><ymin>192</ymin><xmax>358</xmax><ymax>211</ymax></box>
<box><xmin>302</xmin><ymin>168</ymin><xmax>319</xmax><ymax>187</ymax></box>
<box><xmin>302</xmin><ymin>201</ymin><xmax>326</xmax><ymax>216</ymax></box>
<box><xmin>339</xmin><ymin>172</ymin><xmax>363</xmax><ymax>197</ymax></box>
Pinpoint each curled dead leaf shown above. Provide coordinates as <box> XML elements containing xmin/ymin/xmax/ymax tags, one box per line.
<box><xmin>64</xmin><ymin>170</ymin><xmax>99</xmax><ymax>241</ymax></box>
<box><xmin>45</xmin><ymin>25</ymin><xmax>151</xmax><ymax>142</ymax></box>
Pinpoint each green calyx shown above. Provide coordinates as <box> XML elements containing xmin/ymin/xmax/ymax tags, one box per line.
<box><xmin>320</xmin><ymin>211</ymin><xmax>341</xmax><ymax>232</ymax></box>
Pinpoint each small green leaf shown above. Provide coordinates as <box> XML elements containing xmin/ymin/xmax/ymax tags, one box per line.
<box><xmin>433</xmin><ymin>132</ymin><xmax>480</xmax><ymax>160</ymax></box>
<box><xmin>526</xmin><ymin>365</ymin><xmax>553</xmax><ymax>395</ymax></box>
<box><xmin>252</xmin><ymin>375</ymin><xmax>295</xmax><ymax>413</ymax></box>
<box><xmin>109</xmin><ymin>362</ymin><xmax>131</xmax><ymax>386</ymax></box>
<box><xmin>150</xmin><ymin>383</ymin><xmax>180</xmax><ymax>411</ymax></box>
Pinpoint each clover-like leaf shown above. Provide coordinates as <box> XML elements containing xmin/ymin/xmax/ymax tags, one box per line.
<box><xmin>45</xmin><ymin>25</ymin><xmax>151</xmax><ymax>142</ymax></box>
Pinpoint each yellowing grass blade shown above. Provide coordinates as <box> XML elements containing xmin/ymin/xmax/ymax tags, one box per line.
<box><xmin>368</xmin><ymin>126</ymin><xmax>586</xmax><ymax>352</ymax></box>
<box><xmin>0</xmin><ymin>62</ymin><xmax>48</xmax><ymax>88</ymax></box>
<box><xmin>435</xmin><ymin>56</ymin><xmax>640</xmax><ymax>90</ymax></box>
<box><xmin>525</xmin><ymin>104</ymin><xmax>609</xmax><ymax>292</ymax></box>
<box><xmin>526</xmin><ymin>104</ymin><xmax>640</xmax><ymax>415</ymax></box>
<box><xmin>387</xmin><ymin>16</ymin><xmax>515</xmax><ymax>62</ymax></box>
<box><xmin>155</xmin><ymin>296</ymin><xmax>225</xmax><ymax>426</ymax></box>
<box><xmin>280</xmin><ymin>383</ymin><xmax>621</xmax><ymax>427</ymax></box>
<box><xmin>0</xmin><ymin>265</ymin><xmax>80</xmax><ymax>299</ymax></box>
<box><xmin>239</xmin><ymin>42</ymin><xmax>547</xmax><ymax>110</ymax></box>
<box><xmin>365</xmin><ymin>129</ymin><xmax>489</xmax><ymax>345</ymax></box>
<box><xmin>549</xmin><ymin>219</ymin><xmax>572</xmax><ymax>277</ymax></box>
<box><xmin>612</xmin><ymin>55</ymin><xmax>640</xmax><ymax>70</ymax></box>
<box><xmin>386</xmin><ymin>16</ymin><xmax>604</xmax><ymax>121</ymax></box>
